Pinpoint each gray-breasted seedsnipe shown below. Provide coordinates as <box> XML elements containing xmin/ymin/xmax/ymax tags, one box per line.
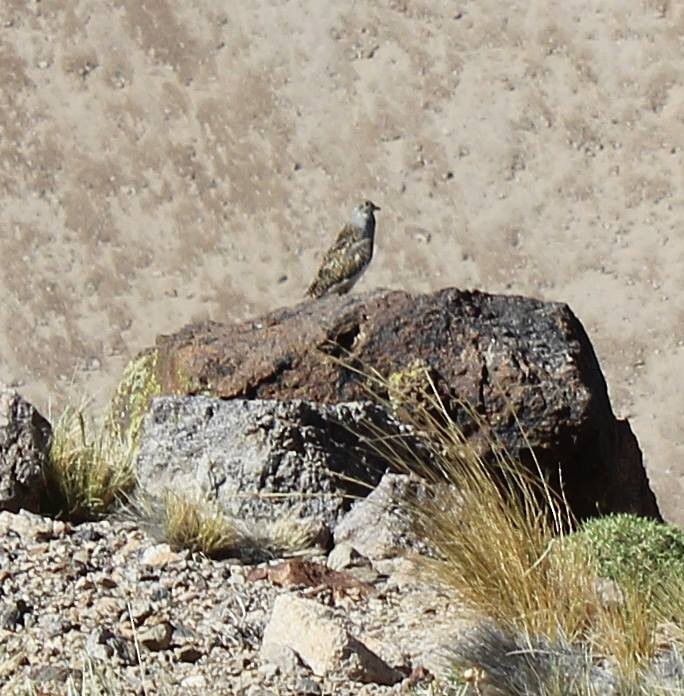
<box><xmin>307</xmin><ymin>200</ymin><xmax>380</xmax><ymax>299</ymax></box>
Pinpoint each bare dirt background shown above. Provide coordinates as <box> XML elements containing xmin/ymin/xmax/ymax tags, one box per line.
<box><xmin>0</xmin><ymin>1</ymin><xmax>682</xmax><ymax>523</ymax></box>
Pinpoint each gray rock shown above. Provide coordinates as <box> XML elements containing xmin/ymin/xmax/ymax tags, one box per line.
<box><xmin>85</xmin><ymin>626</ymin><xmax>134</xmax><ymax>664</ymax></box>
<box><xmin>85</xmin><ymin>627</ymin><xmax>116</xmax><ymax>660</ymax></box>
<box><xmin>261</xmin><ymin>594</ymin><xmax>403</xmax><ymax>685</ymax></box>
<box><xmin>293</xmin><ymin>677</ymin><xmax>322</xmax><ymax>695</ymax></box>
<box><xmin>27</xmin><ymin>664</ymin><xmax>73</xmax><ymax>686</ymax></box>
<box><xmin>37</xmin><ymin>612</ymin><xmax>73</xmax><ymax>638</ymax></box>
<box><xmin>327</xmin><ymin>542</ymin><xmax>369</xmax><ymax>571</ymax></box>
<box><xmin>142</xmin><ymin>288</ymin><xmax>660</xmax><ymax>520</ymax></box>
<box><xmin>0</xmin><ymin>509</ymin><xmax>67</xmax><ymax>540</ymax></box>
<box><xmin>144</xmin><ymin>287</ymin><xmax>663</xmax><ymax>522</ymax></box>
<box><xmin>0</xmin><ymin>385</ymin><xmax>51</xmax><ymax>513</ymax></box>
<box><xmin>176</xmin><ymin>644</ymin><xmax>203</xmax><ymax>663</ymax></box>
<box><xmin>259</xmin><ymin>642</ymin><xmax>300</xmax><ymax>675</ymax></box>
<box><xmin>135</xmin><ymin>398</ymin><xmax>409</xmax><ymax>526</ymax></box>
<box><xmin>244</xmin><ymin>687</ymin><xmax>277</xmax><ymax>696</ymax></box>
<box><xmin>127</xmin><ymin>598</ymin><xmax>153</xmax><ymax>625</ymax></box>
<box><xmin>334</xmin><ymin>473</ymin><xmax>431</xmax><ymax>560</ymax></box>
<box><xmin>139</xmin><ymin>543</ymin><xmax>183</xmax><ymax>567</ymax></box>
<box><xmin>180</xmin><ymin>674</ymin><xmax>207</xmax><ymax>689</ymax></box>
<box><xmin>0</xmin><ymin>598</ymin><xmax>31</xmax><ymax>630</ymax></box>
<box><xmin>645</xmin><ymin>649</ymin><xmax>684</xmax><ymax>691</ymax></box>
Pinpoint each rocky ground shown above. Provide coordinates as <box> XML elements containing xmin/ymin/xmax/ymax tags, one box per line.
<box><xmin>0</xmin><ymin>0</ymin><xmax>683</xmax><ymax>524</ymax></box>
<box><xmin>0</xmin><ymin>510</ymin><xmax>464</xmax><ymax>695</ymax></box>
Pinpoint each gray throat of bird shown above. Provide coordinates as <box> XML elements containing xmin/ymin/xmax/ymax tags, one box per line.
<box><xmin>351</xmin><ymin>205</ymin><xmax>376</xmax><ymax>245</ymax></box>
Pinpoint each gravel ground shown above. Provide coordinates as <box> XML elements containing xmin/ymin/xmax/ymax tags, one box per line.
<box><xmin>0</xmin><ymin>510</ymin><xmax>463</xmax><ymax>695</ymax></box>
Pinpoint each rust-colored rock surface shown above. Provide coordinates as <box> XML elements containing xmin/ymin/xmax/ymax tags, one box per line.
<box><xmin>148</xmin><ymin>288</ymin><xmax>661</xmax><ymax>522</ymax></box>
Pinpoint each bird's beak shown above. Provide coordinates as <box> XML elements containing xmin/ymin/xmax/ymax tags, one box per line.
<box><xmin>372</xmin><ymin>203</ymin><xmax>381</xmax><ymax>211</ymax></box>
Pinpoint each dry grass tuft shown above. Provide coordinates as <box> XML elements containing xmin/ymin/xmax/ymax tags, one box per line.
<box><xmin>160</xmin><ymin>490</ymin><xmax>242</xmax><ymax>557</ymax></box>
<box><xmin>126</xmin><ymin>490</ymin><xmax>325</xmax><ymax>561</ymax></box>
<box><xmin>43</xmin><ymin>351</ymin><xmax>162</xmax><ymax>521</ymax></box>
<box><xmin>358</xmin><ymin>364</ymin><xmax>592</xmax><ymax>638</ymax></box>
<box><xmin>46</xmin><ymin>404</ymin><xmax>137</xmax><ymax>520</ymax></box>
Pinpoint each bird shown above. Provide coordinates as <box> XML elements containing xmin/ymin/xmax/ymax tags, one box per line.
<box><xmin>306</xmin><ymin>200</ymin><xmax>380</xmax><ymax>299</ymax></box>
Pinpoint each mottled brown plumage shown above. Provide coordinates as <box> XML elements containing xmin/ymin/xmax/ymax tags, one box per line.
<box><xmin>307</xmin><ymin>201</ymin><xmax>380</xmax><ymax>299</ymax></box>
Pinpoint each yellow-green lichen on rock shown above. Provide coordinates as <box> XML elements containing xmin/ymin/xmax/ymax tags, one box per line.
<box><xmin>102</xmin><ymin>348</ymin><xmax>162</xmax><ymax>461</ymax></box>
<box><xmin>386</xmin><ymin>358</ymin><xmax>434</xmax><ymax>417</ymax></box>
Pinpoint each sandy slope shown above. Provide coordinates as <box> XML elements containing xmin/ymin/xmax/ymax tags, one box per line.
<box><xmin>0</xmin><ymin>0</ymin><xmax>682</xmax><ymax>522</ymax></box>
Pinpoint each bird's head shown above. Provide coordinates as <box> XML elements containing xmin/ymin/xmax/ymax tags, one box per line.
<box><xmin>351</xmin><ymin>200</ymin><xmax>381</xmax><ymax>230</ymax></box>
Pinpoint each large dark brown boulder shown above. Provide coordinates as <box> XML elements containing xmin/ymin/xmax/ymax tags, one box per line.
<box><xmin>128</xmin><ymin>288</ymin><xmax>660</xmax><ymax>522</ymax></box>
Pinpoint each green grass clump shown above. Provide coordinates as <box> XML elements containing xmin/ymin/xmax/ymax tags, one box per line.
<box><xmin>569</xmin><ymin>513</ymin><xmax>684</xmax><ymax>673</ymax></box>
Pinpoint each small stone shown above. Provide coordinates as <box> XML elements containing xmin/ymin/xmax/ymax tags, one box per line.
<box><xmin>28</xmin><ymin>664</ymin><xmax>72</xmax><ymax>685</ymax></box>
<box><xmin>127</xmin><ymin>599</ymin><xmax>153</xmax><ymax>624</ymax></box>
<box><xmin>294</xmin><ymin>677</ymin><xmax>322</xmax><ymax>695</ymax></box>
<box><xmin>245</xmin><ymin>687</ymin><xmax>276</xmax><ymax>696</ymax></box>
<box><xmin>176</xmin><ymin>645</ymin><xmax>203</xmax><ymax>663</ymax></box>
<box><xmin>86</xmin><ymin>628</ymin><xmax>115</xmax><ymax>660</ymax></box>
<box><xmin>73</xmin><ymin>525</ymin><xmax>103</xmax><ymax>542</ymax></box>
<box><xmin>334</xmin><ymin>474</ymin><xmax>430</xmax><ymax>560</ymax></box>
<box><xmin>0</xmin><ymin>510</ymin><xmax>48</xmax><ymax>540</ymax></box>
<box><xmin>97</xmin><ymin>575</ymin><xmax>118</xmax><ymax>589</ymax></box>
<box><xmin>0</xmin><ymin>598</ymin><xmax>31</xmax><ymax>630</ymax></box>
<box><xmin>72</xmin><ymin>549</ymin><xmax>90</xmax><ymax>565</ymax></box>
<box><xmin>327</xmin><ymin>542</ymin><xmax>367</xmax><ymax>571</ymax></box>
<box><xmin>37</xmin><ymin>613</ymin><xmax>72</xmax><ymax>638</ymax></box>
<box><xmin>140</xmin><ymin>543</ymin><xmax>182</xmax><ymax>567</ymax></box>
<box><xmin>258</xmin><ymin>661</ymin><xmax>280</xmax><ymax>679</ymax></box>
<box><xmin>180</xmin><ymin>674</ymin><xmax>207</xmax><ymax>689</ymax></box>
<box><xmin>171</xmin><ymin>623</ymin><xmax>196</xmax><ymax>642</ymax></box>
<box><xmin>139</xmin><ymin>621</ymin><xmax>173</xmax><ymax>651</ymax></box>
<box><xmin>228</xmin><ymin>565</ymin><xmax>249</xmax><ymax>584</ymax></box>
<box><xmin>260</xmin><ymin>641</ymin><xmax>300</xmax><ymax>675</ymax></box>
